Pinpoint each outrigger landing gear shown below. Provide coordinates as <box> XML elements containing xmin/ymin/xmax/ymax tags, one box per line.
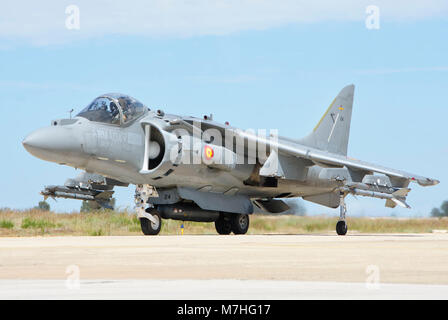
<box><xmin>336</xmin><ymin>192</ymin><xmax>348</xmax><ymax>236</ymax></box>
<box><xmin>135</xmin><ymin>185</ymin><xmax>162</xmax><ymax>236</ymax></box>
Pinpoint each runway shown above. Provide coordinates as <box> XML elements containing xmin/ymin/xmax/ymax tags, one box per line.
<box><xmin>0</xmin><ymin>234</ymin><xmax>447</xmax><ymax>299</ymax></box>
<box><xmin>2</xmin><ymin>280</ymin><xmax>448</xmax><ymax>300</ymax></box>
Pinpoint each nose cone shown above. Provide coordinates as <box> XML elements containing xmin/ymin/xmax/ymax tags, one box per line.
<box><xmin>23</xmin><ymin>127</ymin><xmax>82</xmax><ymax>163</ymax></box>
<box><xmin>23</xmin><ymin>129</ymin><xmax>51</xmax><ymax>152</ymax></box>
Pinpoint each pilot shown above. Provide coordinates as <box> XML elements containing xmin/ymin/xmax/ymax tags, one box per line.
<box><xmin>110</xmin><ymin>101</ymin><xmax>118</xmax><ymax>115</ymax></box>
<box><xmin>118</xmin><ymin>98</ymin><xmax>128</xmax><ymax>109</ymax></box>
<box><xmin>109</xmin><ymin>101</ymin><xmax>120</xmax><ymax>124</ymax></box>
<box><xmin>119</xmin><ymin>98</ymin><xmax>131</xmax><ymax>122</ymax></box>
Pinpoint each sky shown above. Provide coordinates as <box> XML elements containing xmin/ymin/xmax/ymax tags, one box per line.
<box><xmin>0</xmin><ymin>1</ymin><xmax>447</xmax><ymax>217</ymax></box>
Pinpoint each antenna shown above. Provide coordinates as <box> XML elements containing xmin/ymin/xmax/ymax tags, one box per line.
<box><xmin>69</xmin><ymin>109</ymin><xmax>74</xmax><ymax>119</ymax></box>
<box><xmin>203</xmin><ymin>113</ymin><xmax>213</xmax><ymax>121</ymax></box>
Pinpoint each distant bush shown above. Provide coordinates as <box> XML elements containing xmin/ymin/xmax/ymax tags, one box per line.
<box><xmin>431</xmin><ymin>201</ymin><xmax>448</xmax><ymax>217</ymax></box>
<box><xmin>34</xmin><ymin>201</ymin><xmax>50</xmax><ymax>212</ymax></box>
<box><xmin>0</xmin><ymin>220</ymin><xmax>14</xmax><ymax>229</ymax></box>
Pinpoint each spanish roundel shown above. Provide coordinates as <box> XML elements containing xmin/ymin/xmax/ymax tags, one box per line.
<box><xmin>204</xmin><ymin>145</ymin><xmax>214</xmax><ymax>160</ymax></box>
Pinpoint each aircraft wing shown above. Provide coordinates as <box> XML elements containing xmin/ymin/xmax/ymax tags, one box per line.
<box><xmin>237</xmin><ymin>130</ymin><xmax>439</xmax><ymax>187</ymax></box>
<box><xmin>162</xmin><ymin>118</ymin><xmax>439</xmax><ymax>187</ymax></box>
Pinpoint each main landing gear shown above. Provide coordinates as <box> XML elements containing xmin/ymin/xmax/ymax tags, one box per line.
<box><xmin>135</xmin><ymin>185</ymin><xmax>250</xmax><ymax>236</ymax></box>
<box><xmin>336</xmin><ymin>192</ymin><xmax>348</xmax><ymax>236</ymax></box>
<box><xmin>215</xmin><ymin>213</ymin><xmax>250</xmax><ymax>235</ymax></box>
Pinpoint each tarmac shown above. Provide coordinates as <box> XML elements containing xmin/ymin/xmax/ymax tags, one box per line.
<box><xmin>0</xmin><ymin>234</ymin><xmax>447</xmax><ymax>299</ymax></box>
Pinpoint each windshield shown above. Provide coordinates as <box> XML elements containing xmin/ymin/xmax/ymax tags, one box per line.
<box><xmin>77</xmin><ymin>97</ymin><xmax>121</xmax><ymax>125</ymax></box>
<box><xmin>77</xmin><ymin>94</ymin><xmax>147</xmax><ymax>125</ymax></box>
<box><xmin>115</xmin><ymin>95</ymin><xmax>146</xmax><ymax>124</ymax></box>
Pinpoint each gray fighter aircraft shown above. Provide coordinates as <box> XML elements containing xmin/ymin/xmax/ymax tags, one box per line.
<box><xmin>23</xmin><ymin>85</ymin><xmax>439</xmax><ymax>236</ymax></box>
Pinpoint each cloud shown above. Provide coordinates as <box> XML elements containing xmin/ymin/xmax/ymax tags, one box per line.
<box><xmin>1</xmin><ymin>0</ymin><xmax>448</xmax><ymax>45</ymax></box>
<box><xmin>0</xmin><ymin>80</ymin><xmax>88</xmax><ymax>90</ymax></box>
<box><xmin>356</xmin><ymin>66</ymin><xmax>448</xmax><ymax>75</ymax></box>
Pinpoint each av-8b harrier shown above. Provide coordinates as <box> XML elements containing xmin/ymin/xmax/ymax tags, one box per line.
<box><xmin>23</xmin><ymin>85</ymin><xmax>439</xmax><ymax>235</ymax></box>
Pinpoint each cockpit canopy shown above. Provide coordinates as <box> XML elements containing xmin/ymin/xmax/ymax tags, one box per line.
<box><xmin>77</xmin><ymin>93</ymin><xmax>147</xmax><ymax>125</ymax></box>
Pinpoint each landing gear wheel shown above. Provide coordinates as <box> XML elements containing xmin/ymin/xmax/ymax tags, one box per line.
<box><xmin>215</xmin><ymin>214</ymin><xmax>232</xmax><ymax>235</ymax></box>
<box><xmin>336</xmin><ymin>220</ymin><xmax>348</xmax><ymax>236</ymax></box>
<box><xmin>336</xmin><ymin>191</ymin><xmax>348</xmax><ymax>236</ymax></box>
<box><xmin>230</xmin><ymin>214</ymin><xmax>250</xmax><ymax>235</ymax></box>
<box><xmin>140</xmin><ymin>208</ymin><xmax>162</xmax><ymax>235</ymax></box>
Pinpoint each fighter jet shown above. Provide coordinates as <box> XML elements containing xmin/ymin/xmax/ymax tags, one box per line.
<box><xmin>22</xmin><ymin>86</ymin><xmax>439</xmax><ymax>236</ymax></box>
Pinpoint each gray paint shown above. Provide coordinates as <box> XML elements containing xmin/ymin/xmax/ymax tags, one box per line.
<box><xmin>23</xmin><ymin>87</ymin><xmax>439</xmax><ymax>219</ymax></box>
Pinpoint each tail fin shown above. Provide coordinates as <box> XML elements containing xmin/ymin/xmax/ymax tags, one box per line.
<box><xmin>300</xmin><ymin>84</ymin><xmax>355</xmax><ymax>155</ymax></box>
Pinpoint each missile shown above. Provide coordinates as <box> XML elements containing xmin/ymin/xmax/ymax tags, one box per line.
<box><xmin>41</xmin><ymin>185</ymin><xmax>114</xmax><ymax>205</ymax></box>
<box><xmin>340</xmin><ymin>183</ymin><xmax>411</xmax><ymax>209</ymax></box>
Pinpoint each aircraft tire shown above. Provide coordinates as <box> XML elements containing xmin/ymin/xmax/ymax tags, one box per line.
<box><xmin>215</xmin><ymin>215</ymin><xmax>232</xmax><ymax>235</ymax></box>
<box><xmin>230</xmin><ymin>214</ymin><xmax>249</xmax><ymax>235</ymax></box>
<box><xmin>336</xmin><ymin>220</ymin><xmax>347</xmax><ymax>236</ymax></box>
<box><xmin>140</xmin><ymin>209</ymin><xmax>162</xmax><ymax>235</ymax></box>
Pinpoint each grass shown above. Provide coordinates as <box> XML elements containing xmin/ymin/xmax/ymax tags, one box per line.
<box><xmin>0</xmin><ymin>208</ymin><xmax>447</xmax><ymax>237</ymax></box>
<box><xmin>0</xmin><ymin>220</ymin><xmax>14</xmax><ymax>229</ymax></box>
<box><xmin>21</xmin><ymin>217</ymin><xmax>58</xmax><ymax>231</ymax></box>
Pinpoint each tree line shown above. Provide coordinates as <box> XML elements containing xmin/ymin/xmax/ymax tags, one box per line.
<box><xmin>431</xmin><ymin>201</ymin><xmax>448</xmax><ymax>217</ymax></box>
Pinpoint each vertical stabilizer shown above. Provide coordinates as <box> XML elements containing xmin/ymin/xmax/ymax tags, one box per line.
<box><xmin>300</xmin><ymin>85</ymin><xmax>355</xmax><ymax>155</ymax></box>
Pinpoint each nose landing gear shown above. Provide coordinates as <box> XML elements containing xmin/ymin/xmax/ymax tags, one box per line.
<box><xmin>140</xmin><ymin>208</ymin><xmax>162</xmax><ymax>235</ymax></box>
<box><xmin>336</xmin><ymin>192</ymin><xmax>348</xmax><ymax>236</ymax></box>
<box><xmin>135</xmin><ymin>185</ymin><xmax>162</xmax><ymax>236</ymax></box>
